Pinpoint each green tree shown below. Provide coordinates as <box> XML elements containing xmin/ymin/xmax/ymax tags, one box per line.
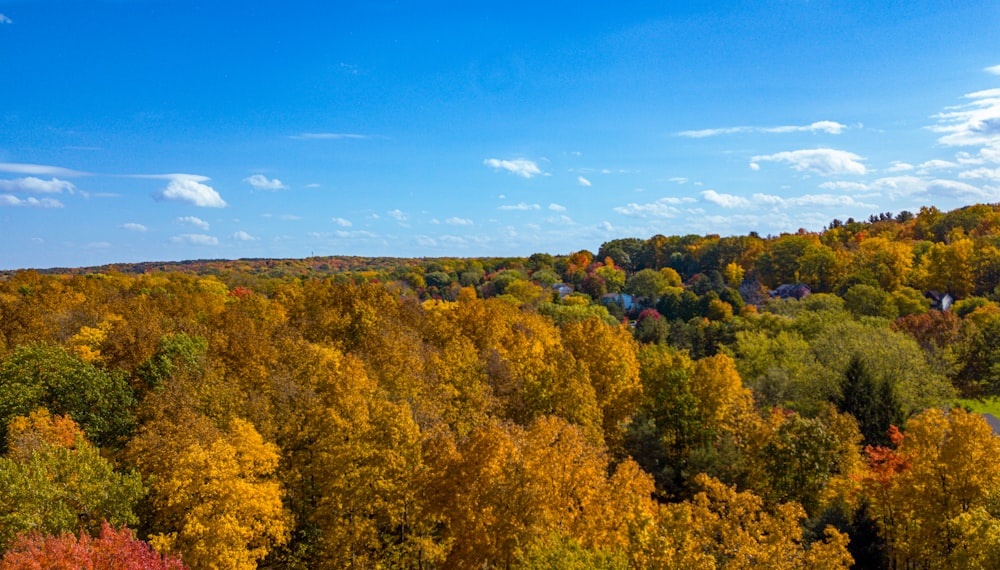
<box><xmin>0</xmin><ymin>343</ymin><xmax>136</xmax><ymax>452</ymax></box>
<box><xmin>837</xmin><ymin>355</ymin><xmax>904</xmax><ymax>446</ymax></box>
<box><xmin>0</xmin><ymin>411</ymin><xmax>143</xmax><ymax>547</ymax></box>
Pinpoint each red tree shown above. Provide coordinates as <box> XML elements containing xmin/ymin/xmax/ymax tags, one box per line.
<box><xmin>0</xmin><ymin>521</ymin><xmax>187</xmax><ymax>570</ymax></box>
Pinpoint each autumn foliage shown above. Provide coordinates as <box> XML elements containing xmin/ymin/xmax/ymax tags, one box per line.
<box><xmin>0</xmin><ymin>521</ymin><xmax>186</xmax><ymax>569</ymax></box>
<box><xmin>2</xmin><ymin>203</ymin><xmax>1000</xmax><ymax>567</ymax></box>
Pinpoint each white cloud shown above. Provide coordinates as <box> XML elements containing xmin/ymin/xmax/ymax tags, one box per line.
<box><xmin>857</xmin><ymin>176</ymin><xmax>992</xmax><ymax>200</ymax></box>
<box><xmin>483</xmin><ymin>158</ymin><xmax>543</xmax><ymax>178</ymax></box>
<box><xmin>959</xmin><ymin>167</ymin><xmax>1000</xmax><ymax>181</ymax></box>
<box><xmin>750</xmin><ymin>192</ymin><xmax>876</xmax><ymax>209</ymax></box>
<box><xmin>170</xmin><ymin>233</ymin><xmax>219</xmax><ymax>246</ymax></box>
<box><xmin>0</xmin><ymin>177</ymin><xmax>76</xmax><ymax>194</ymax></box>
<box><xmin>548</xmin><ymin>203</ymin><xmax>567</xmax><ymax>212</ymax></box>
<box><xmin>931</xmin><ymin>88</ymin><xmax>1000</xmax><ymax>147</ymax></box>
<box><xmin>0</xmin><ymin>163</ymin><xmax>89</xmax><ymax>177</ymax></box>
<box><xmin>498</xmin><ymin>202</ymin><xmax>541</xmax><ymax>211</ymax></box>
<box><xmin>577</xmin><ymin>176</ymin><xmax>592</xmax><ymax>187</ymax></box>
<box><xmin>177</xmin><ymin>216</ymin><xmax>210</xmax><ymax>230</ymax></box>
<box><xmin>244</xmin><ymin>174</ymin><xmax>287</xmax><ymax>191</ymax></box>
<box><xmin>749</xmin><ymin>162</ymin><xmax>761</xmax><ymax>171</ymax></box>
<box><xmin>232</xmin><ymin>231</ymin><xmax>258</xmax><ymax>241</ymax></box>
<box><xmin>752</xmin><ymin>193</ymin><xmax>786</xmax><ymax>206</ymax></box>
<box><xmin>546</xmin><ymin>215</ymin><xmax>574</xmax><ymax>225</ymax></box>
<box><xmin>787</xmin><ymin>194</ymin><xmax>876</xmax><ymax>208</ymax></box>
<box><xmin>918</xmin><ymin>159</ymin><xmax>959</xmax><ymax>171</ymax></box>
<box><xmin>334</xmin><ymin>230</ymin><xmax>378</xmax><ymax>239</ymax></box>
<box><xmin>751</xmin><ymin>148</ymin><xmax>867</xmax><ymax>175</ymax></box>
<box><xmin>985</xmin><ymin>64</ymin><xmax>1000</xmax><ymax>75</ymax></box>
<box><xmin>305</xmin><ymin>183</ymin><xmax>321</xmax><ymax>188</ymax></box>
<box><xmin>613</xmin><ymin>197</ymin><xmax>687</xmax><ymax>218</ymax></box>
<box><xmin>679</xmin><ymin>121</ymin><xmax>847</xmax><ymax>138</ymax></box>
<box><xmin>154</xmin><ymin>176</ymin><xmax>226</xmax><ymax>207</ymax></box>
<box><xmin>818</xmin><ymin>181</ymin><xmax>870</xmax><ymax>192</ymax></box>
<box><xmin>701</xmin><ymin>189</ymin><xmax>750</xmax><ymax>208</ymax></box>
<box><xmin>121</xmin><ymin>223</ymin><xmax>148</xmax><ymax>232</ymax></box>
<box><xmin>130</xmin><ymin>173</ymin><xmax>210</xmax><ymax>182</ymax></box>
<box><xmin>668</xmin><ymin>177</ymin><xmax>689</xmax><ymax>184</ymax></box>
<box><xmin>0</xmin><ymin>14</ymin><xmax>10</xmax><ymax>24</ymax></box>
<box><xmin>331</xmin><ymin>217</ymin><xmax>352</xmax><ymax>227</ymax></box>
<box><xmin>290</xmin><ymin>133</ymin><xmax>370</xmax><ymax>140</ymax></box>
<box><xmin>387</xmin><ymin>209</ymin><xmax>407</xmax><ymax>221</ymax></box>
<box><xmin>0</xmin><ymin>195</ymin><xmax>64</xmax><ymax>208</ymax></box>
<box><xmin>445</xmin><ymin>216</ymin><xmax>473</xmax><ymax>225</ymax></box>
<box><xmin>599</xmin><ymin>221</ymin><xmax>614</xmax><ymax>231</ymax></box>
<box><xmin>887</xmin><ymin>161</ymin><xmax>915</xmax><ymax>172</ymax></box>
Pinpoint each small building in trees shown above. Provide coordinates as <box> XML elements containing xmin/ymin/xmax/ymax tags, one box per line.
<box><xmin>770</xmin><ymin>283</ymin><xmax>812</xmax><ymax>300</ymax></box>
<box><xmin>925</xmin><ymin>290</ymin><xmax>954</xmax><ymax>311</ymax></box>
<box><xmin>600</xmin><ymin>293</ymin><xmax>636</xmax><ymax>311</ymax></box>
<box><xmin>551</xmin><ymin>283</ymin><xmax>574</xmax><ymax>298</ymax></box>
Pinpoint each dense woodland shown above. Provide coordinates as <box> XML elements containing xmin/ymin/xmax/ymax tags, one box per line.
<box><xmin>2</xmin><ymin>203</ymin><xmax>1000</xmax><ymax>568</ymax></box>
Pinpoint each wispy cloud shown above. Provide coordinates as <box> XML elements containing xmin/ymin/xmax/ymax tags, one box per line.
<box><xmin>120</xmin><ymin>223</ymin><xmax>148</xmax><ymax>232</ymax></box>
<box><xmin>887</xmin><ymin>161</ymin><xmax>915</xmax><ymax>172</ymax></box>
<box><xmin>387</xmin><ymin>209</ymin><xmax>407</xmax><ymax>221</ymax></box>
<box><xmin>0</xmin><ymin>195</ymin><xmax>64</xmax><ymax>208</ymax></box>
<box><xmin>153</xmin><ymin>175</ymin><xmax>227</xmax><ymax>208</ymax></box>
<box><xmin>836</xmin><ymin>175</ymin><xmax>995</xmax><ymax>200</ymax></box>
<box><xmin>577</xmin><ymin>176</ymin><xmax>592</xmax><ymax>187</ymax></box>
<box><xmin>679</xmin><ymin>121</ymin><xmax>847</xmax><ymax>138</ymax></box>
<box><xmin>701</xmin><ymin>190</ymin><xmax>750</xmax><ymax>208</ymax></box>
<box><xmin>985</xmin><ymin>64</ymin><xmax>1000</xmax><ymax>75</ymax></box>
<box><xmin>750</xmin><ymin>148</ymin><xmax>867</xmax><ymax>175</ymax></box>
<box><xmin>244</xmin><ymin>174</ymin><xmax>287</xmax><ymax>191</ymax></box>
<box><xmin>445</xmin><ymin>216</ymin><xmax>473</xmax><ymax>225</ymax></box>
<box><xmin>331</xmin><ymin>217</ymin><xmax>352</xmax><ymax>227</ymax></box>
<box><xmin>613</xmin><ymin>196</ymin><xmax>696</xmax><ymax>218</ymax></box>
<box><xmin>753</xmin><ymin>193</ymin><xmax>877</xmax><ymax>209</ymax></box>
<box><xmin>484</xmin><ymin>158</ymin><xmax>544</xmax><ymax>178</ymax></box>
<box><xmin>170</xmin><ymin>234</ymin><xmax>219</xmax><ymax>246</ymax></box>
<box><xmin>959</xmin><ymin>167</ymin><xmax>1000</xmax><ymax>181</ymax></box>
<box><xmin>0</xmin><ymin>163</ymin><xmax>90</xmax><ymax>177</ymax></box>
<box><xmin>818</xmin><ymin>181</ymin><xmax>870</xmax><ymax>192</ymax></box>
<box><xmin>918</xmin><ymin>159</ymin><xmax>959</xmax><ymax>171</ymax></box>
<box><xmin>0</xmin><ymin>177</ymin><xmax>76</xmax><ymax>194</ymax></box>
<box><xmin>930</xmin><ymin>87</ymin><xmax>1000</xmax><ymax>148</ymax></box>
<box><xmin>232</xmin><ymin>231</ymin><xmax>258</xmax><ymax>241</ymax></box>
<box><xmin>177</xmin><ymin>216</ymin><xmax>210</xmax><ymax>230</ymax></box>
<box><xmin>548</xmin><ymin>203</ymin><xmax>567</xmax><ymax>212</ymax></box>
<box><xmin>0</xmin><ymin>14</ymin><xmax>11</xmax><ymax>24</ymax></box>
<box><xmin>290</xmin><ymin>133</ymin><xmax>370</xmax><ymax>140</ymax></box>
<box><xmin>498</xmin><ymin>202</ymin><xmax>541</xmax><ymax>211</ymax></box>
<box><xmin>333</xmin><ymin>230</ymin><xmax>378</xmax><ymax>239</ymax></box>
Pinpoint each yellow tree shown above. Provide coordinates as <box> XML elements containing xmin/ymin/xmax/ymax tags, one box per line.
<box><xmin>690</xmin><ymin>353</ymin><xmax>755</xmax><ymax>436</ymax></box>
<box><xmin>560</xmin><ymin>317</ymin><xmax>642</xmax><ymax>455</ymax></box>
<box><xmin>427</xmin><ymin>416</ymin><xmax>656</xmax><ymax>569</ymax></box>
<box><xmin>681</xmin><ymin>474</ymin><xmax>853</xmax><ymax>569</ymax></box>
<box><xmin>129</xmin><ymin>415</ymin><xmax>290</xmax><ymax>570</ymax></box>
<box><xmin>855</xmin><ymin>237</ymin><xmax>914</xmax><ymax>292</ymax></box>
<box><xmin>861</xmin><ymin>408</ymin><xmax>1000</xmax><ymax>569</ymax></box>
<box><xmin>447</xmin><ymin>299</ymin><xmax>602</xmax><ymax>440</ymax></box>
<box><xmin>273</xmin><ymin>342</ymin><xmax>434</xmax><ymax>568</ymax></box>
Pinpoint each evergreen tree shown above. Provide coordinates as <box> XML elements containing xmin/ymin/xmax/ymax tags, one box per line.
<box><xmin>838</xmin><ymin>355</ymin><xmax>904</xmax><ymax>446</ymax></box>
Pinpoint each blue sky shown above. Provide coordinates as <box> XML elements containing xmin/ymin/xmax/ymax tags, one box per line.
<box><xmin>1</xmin><ymin>1</ymin><xmax>999</xmax><ymax>269</ymax></box>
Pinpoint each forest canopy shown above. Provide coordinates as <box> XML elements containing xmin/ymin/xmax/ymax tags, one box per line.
<box><xmin>2</xmin><ymin>203</ymin><xmax>1000</xmax><ymax>568</ymax></box>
